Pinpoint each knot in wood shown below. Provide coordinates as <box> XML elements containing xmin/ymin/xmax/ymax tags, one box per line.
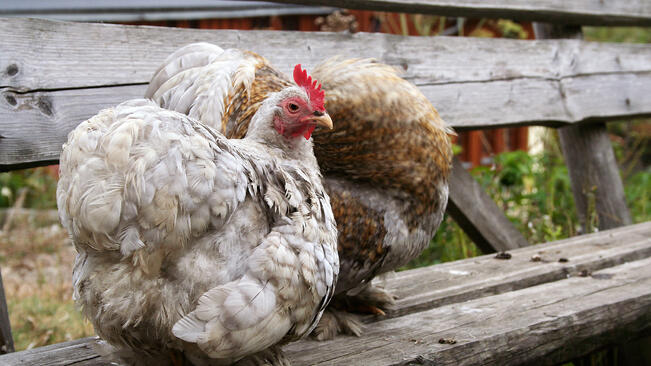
<box><xmin>37</xmin><ymin>97</ymin><xmax>53</xmax><ymax>116</ymax></box>
<box><xmin>5</xmin><ymin>64</ymin><xmax>18</xmax><ymax>76</ymax></box>
<box><xmin>4</xmin><ymin>94</ymin><xmax>17</xmax><ymax>106</ymax></box>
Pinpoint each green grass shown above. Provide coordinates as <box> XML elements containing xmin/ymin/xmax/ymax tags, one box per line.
<box><xmin>7</xmin><ymin>296</ymin><xmax>94</xmax><ymax>351</ymax></box>
<box><xmin>583</xmin><ymin>26</ymin><xmax>651</xmax><ymax>43</ymax></box>
<box><xmin>0</xmin><ymin>218</ymin><xmax>95</xmax><ymax>350</ymax></box>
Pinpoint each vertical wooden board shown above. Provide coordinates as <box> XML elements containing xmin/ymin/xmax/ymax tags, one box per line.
<box><xmin>0</xmin><ymin>270</ymin><xmax>14</xmax><ymax>354</ymax></box>
<box><xmin>466</xmin><ymin>130</ymin><xmax>482</xmax><ymax>167</ymax></box>
<box><xmin>515</xmin><ymin>127</ymin><xmax>528</xmax><ymax>151</ymax></box>
<box><xmin>447</xmin><ymin>156</ymin><xmax>529</xmax><ymax>252</ymax></box>
<box><xmin>559</xmin><ymin>123</ymin><xmax>633</xmax><ymax>231</ymax></box>
<box><xmin>534</xmin><ymin>23</ymin><xmax>632</xmax><ymax>233</ymax></box>
<box><xmin>536</xmin><ymin>21</ymin><xmax>637</xmax><ymax>365</ymax></box>
<box><xmin>491</xmin><ymin>128</ymin><xmax>505</xmax><ymax>154</ymax></box>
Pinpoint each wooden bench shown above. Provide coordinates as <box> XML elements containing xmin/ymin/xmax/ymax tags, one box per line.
<box><xmin>1</xmin><ymin>0</ymin><xmax>650</xmax><ymax>364</ymax></box>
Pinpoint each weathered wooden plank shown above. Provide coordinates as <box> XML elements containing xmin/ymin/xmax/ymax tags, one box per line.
<box><xmin>5</xmin><ymin>18</ymin><xmax>651</xmax><ymax>97</ymax></box>
<box><xmin>374</xmin><ymin>221</ymin><xmax>651</xmax><ymax>319</ymax></box>
<box><xmin>2</xmin><ymin>18</ymin><xmax>651</xmax><ymax>168</ymax></box>
<box><xmin>0</xmin><ymin>1</ymin><xmax>335</xmax><ymax>23</ymax></box>
<box><xmin>0</xmin><ymin>270</ymin><xmax>13</xmax><ymax>354</ymax></box>
<box><xmin>5</xmin><ymin>72</ymin><xmax>651</xmax><ymax>170</ymax></box>
<box><xmin>269</xmin><ymin>0</ymin><xmax>651</xmax><ymax>26</ymax></box>
<box><xmin>0</xmin><ymin>336</ymin><xmax>102</xmax><ymax>365</ymax></box>
<box><xmin>286</xmin><ymin>256</ymin><xmax>651</xmax><ymax>365</ymax></box>
<box><xmin>4</xmin><ymin>73</ymin><xmax>651</xmax><ymax>170</ymax></box>
<box><xmin>534</xmin><ymin>23</ymin><xmax>632</xmax><ymax>233</ymax></box>
<box><xmin>447</xmin><ymin>156</ymin><xmax>529</xmax><ymax>253</ymax></box>
<box><xmin>0</xmin><ymin>85</ymin><xmax>145</xmax><ymax>171</ymax></box>
<box><xmin>5</xmin><ymin>18</ymin><xmax>651</xmax><ymax>92</ymax></box>
<box><xmin>1</xmin><ymin>222</ymin><xmax>649</xmax><ymax>365</ymax></box>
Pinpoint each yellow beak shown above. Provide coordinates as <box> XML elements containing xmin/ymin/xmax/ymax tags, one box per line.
<box><xmin>312</xmin><ymin>113</ymin><xmax>333</xmax><ymax>130</ymax></box>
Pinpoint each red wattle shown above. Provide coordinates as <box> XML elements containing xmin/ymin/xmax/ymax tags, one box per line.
<box><xmin>303</xmin><ymin>125</ymin><xmax>316</xmax><ymax>140</ymax></box>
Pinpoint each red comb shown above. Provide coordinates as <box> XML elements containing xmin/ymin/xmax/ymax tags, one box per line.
<box><xmin>293</xmin><ymin>64</ymin><xmax>325</xmax><ymax>112</ymax></box>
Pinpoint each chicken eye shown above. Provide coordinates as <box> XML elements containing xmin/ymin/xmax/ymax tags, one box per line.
<box><xmin>288</xmin><ymin>103</ymin><xmax>299</xmax><ymax>112</ymax></box>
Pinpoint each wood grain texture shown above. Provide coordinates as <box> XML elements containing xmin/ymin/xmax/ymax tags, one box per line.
<box><xmin>286</xmin><ymin>256</ymin><xmax>651</xmax><ymax>365</ymax></box>
<box><xmin>447</xmin><ymin>156</ymin><xmax>528</xmax><ymax>252</ymax></box>
<box><xmin>0</xmin><ymin>337</ymin><xmax>102</xmax><ymax>365</ymax></box>
<box><xmin>0</xmin><ymin>85</ymin><xmax>145</xmax><ymax>171</ymax></box>
<box><xmin>269</xmin><ymin>0</ymin><xmax>651</xmax><ymax>26</ymax></box>
<box><xmin>559</xmin><ymin>123</ymin><xmax>633</xmax><ymax>231</ymax></box>
<box><xmin>534</xmin><ymin>24</ymin><xmax>633</xmax><ymax>233</ymax></box>
<box><xmin>2</xmin><ymin>18</ymin><xmax>651</xmax><ymax>168</ymax></box>
<box><xmin>1</xmin><ymin>222</ymin><xmax>649</xmax><ymax>365</ymax></box>
<box><xmin>371</xmin><ymin>221</ymin><xmax>651</xmax><ymax>320</ymax></box>
<box><xmin>0</xmin><ymin>270</ymin><xmax>13</xmax><ymax>354</ymax></box>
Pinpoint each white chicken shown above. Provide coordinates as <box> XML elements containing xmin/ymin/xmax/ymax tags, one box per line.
<box><xmin>57</xmin><ymin>65</ymin><xmax>338</xmax><ymax>365</ymax></box>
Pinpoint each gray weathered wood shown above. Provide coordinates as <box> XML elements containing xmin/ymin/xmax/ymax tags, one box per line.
<box><xmin>6</xmin><ymin>19</ymin><xmax>651</xmax><ymax>96</ymax></box>
<box><xmin>269</xmin><ymin>0</ymin><xmax>651</xmax><ymax>26</ymax></box>
<box><xmin>534</xmin><ymin>23</ymin><xmax>633</xmax><ymax>233</ymax></box>
<box><xmin>1</xmin><ymin>85</ymin><xmax>142</xmax><ymax>171</ymax></box>
<box><xmin>559</xmin><ymin>122</ymin><xmax>633</xmax><ymax>232</ymax></box>
<box><xmin>0</xmin><ymin>336</ymin><xmax>102</xmax><ymax>365</ymax></box>
<box><xmin>447</xmin><ymin>156</ymin><xmax>529</xmax><ymax>253</ymax></box>
<box><xmin>0</xmin><ymin>1</ymin><xmax>335</xmax><ymax>23</ymax></box>
<box><xmin>1</xmin><ymin>222</ymin><xmax>649</xmax><ymax>365</ymax></box>
<box><xmin>286</xmin><ymin>256</ymin><xmax>651</xmax><ymax>365</ymax></box>
<box><xmin>2</xmin><ymin>18</ymin><xmax>651</xmax><ymax>169</ymax></box>
<box><xmin>0</xmin><ymin>270</ymin><xmax>13</xmax><ymax>354</ymax></box>
<box><xmin>377</xmin><ymin>221</ymin><xmax>651</xmax><ymax>320</ymax></box>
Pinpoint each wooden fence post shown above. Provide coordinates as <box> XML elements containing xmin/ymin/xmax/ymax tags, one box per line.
<box><xmin>533</xmin><ymin>23</ymin><xmax>632</xmax><ymax>233</ymax></box>
<box><xmin>0</xmin><ymin>270</ymin><xmax>14</xmax><ymax>354</ymax></box>
<box><xmin>447</xmin><ymin>157</ymin><xmax>529</xmax><ymax>253</ymax></box>
<box><xmin>558</xmin><ymin>122</ymin><xmax>633</xmax><ymax>231</ymax></box>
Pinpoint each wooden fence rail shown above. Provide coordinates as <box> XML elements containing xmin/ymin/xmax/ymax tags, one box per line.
<box><xmin>270</xmin><ymin>0</ymin><xmax>651</xmax><ymax>26</ymax></box>
<box><xmin>2</xmin><ymin>18</ymin><xmax>651</xmax><ymax>170</ymax></box>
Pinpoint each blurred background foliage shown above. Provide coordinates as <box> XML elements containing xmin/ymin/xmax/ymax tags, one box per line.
<box><xmin>0</xmin><ymin>167</ymin><xmax>58</xmax><ymax>210</ymax></box>
<box><xmin>583</xmin><ymin>26</ymin><xmax>651</xmax><ymax>43</ymax></box>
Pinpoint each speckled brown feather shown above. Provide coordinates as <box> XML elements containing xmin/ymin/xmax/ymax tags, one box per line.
<box><xmin>222</xmin><ymin>54</ymin><xmax>292</xmax><ymax>139</ymax></box>
<box><xmin>329</xmin><ymin>187</ymin><xmax>387</xmax><ymax>262</ymax></box>
<box><xmin>309</xmin><ymin>59</ymin><xmax>452</xmax><ymax>288</ymax></box>
<box><xmin>311</xmin><ymin>59</ymin><xmax>452</xmax><ymax>200</ymax></box>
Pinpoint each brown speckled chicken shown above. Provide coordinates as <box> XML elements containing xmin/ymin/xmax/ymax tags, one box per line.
<box><xmin>146</xmin><ymin>43</ymin><xmax>453</xmax><ymax>340</ymax></box>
